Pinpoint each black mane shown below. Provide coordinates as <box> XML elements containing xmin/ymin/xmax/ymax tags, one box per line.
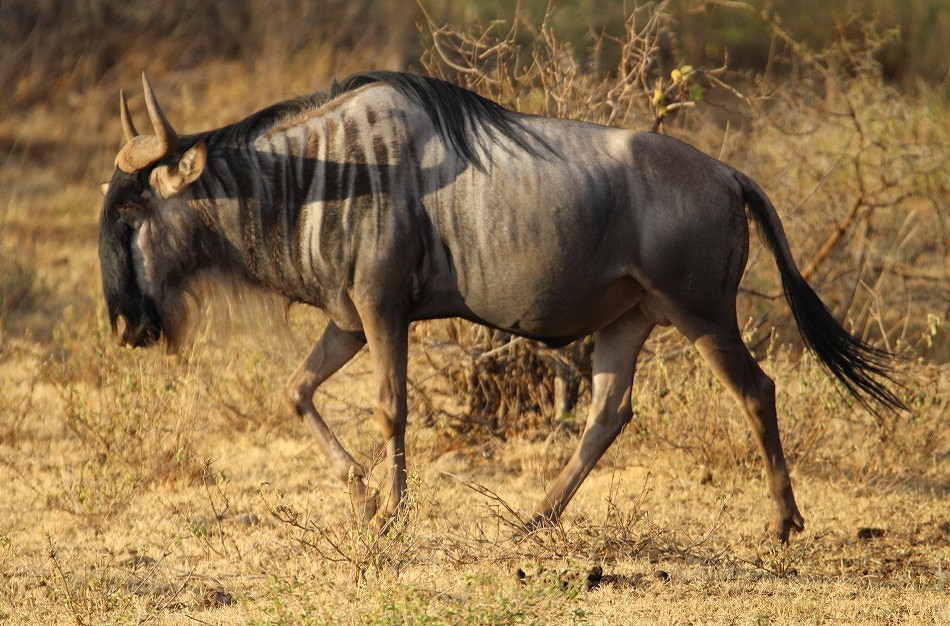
<box><xmin>190</xmin><ymin>71</ymin><xmax>552</xmax><ymax>168</ymax></box>
<box><xmin>333</xmin><ymin>71</ymin><xmax>553</xmax><ymax>167</ymax></box>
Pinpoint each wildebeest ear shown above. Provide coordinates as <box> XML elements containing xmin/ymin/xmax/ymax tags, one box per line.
<box><xmin>149</xmin><ymin>141</ymin><xmax>207</xmax><ymax>199</ymax></box>
<box><xmin>99</xmin><ymin>182</ymin><xmax>110</xmax><ymax>197</ymax></box>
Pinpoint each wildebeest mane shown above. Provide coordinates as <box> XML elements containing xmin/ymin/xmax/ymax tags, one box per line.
<box><xmin>182</xmin><ymin>72</ymin><xmax>551</xmax><ymax>168</ymax></box>
<box><xmin>334</xmin><ymin>71</ymin><xmax>554</xmax><ymax>167</ymax></box>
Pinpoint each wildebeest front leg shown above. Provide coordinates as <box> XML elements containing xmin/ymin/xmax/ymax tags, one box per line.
<box><xmin>357</xmin><ymin>303</ymin><xmax>410</xmax><ymax>525</ymax></box>
<box><xmin>285</xmin><ymin>321</ymin><xmax>378</xmax><ymax>523</ymax></box>
<box><xmin>527</xmin><ymin>309</ymin><xmax>654</xmax><ymax>529</ymax></box>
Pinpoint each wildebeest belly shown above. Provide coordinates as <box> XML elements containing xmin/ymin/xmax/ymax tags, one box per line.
<box><xmin>454</xmin><ymin>260</ymin><xmax>645</xmax><ymax>343</ymax></box>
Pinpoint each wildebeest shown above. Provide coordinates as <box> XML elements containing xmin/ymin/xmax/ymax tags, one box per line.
<box><xmin>98</xmin><ymin>71</ymin><xmax>903</xmax><ymax>542</ymax></box>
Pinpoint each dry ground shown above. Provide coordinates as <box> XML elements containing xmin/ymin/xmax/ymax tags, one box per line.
<box><xmin>0</xmin><ymin>323</ymin><xmax>947</xmax><ymax>624</ymax></box>
<box><xmin>1</xmin><ymin>7</ymin><xmax>948</xmax><ymax>625</ymax></box>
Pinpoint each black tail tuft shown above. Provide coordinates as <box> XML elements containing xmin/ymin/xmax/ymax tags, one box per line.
<box><xmin>781</xmin><ymin>273</ymin><xmax>906</xmax><ymax>414</ymax></box>
<box><xmin>740</xmin><ymin>173</ymin><xmax>906</xmax><ymax>415</ymax></box>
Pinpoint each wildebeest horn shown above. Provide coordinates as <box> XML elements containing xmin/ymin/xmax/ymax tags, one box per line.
<box><xmin>141</xmin><ymin>73</ymin><xmax>178</xmax><ymax>153</ymax></box>
<box><xmin>120</xmin><ymin>90</ymin><xmax>138</xmax><ymax>141</ymax></box>
<box><xmin>115</xmin><ymin>73</ymin><xmax>180</xmax><ymax>173</ymax></box>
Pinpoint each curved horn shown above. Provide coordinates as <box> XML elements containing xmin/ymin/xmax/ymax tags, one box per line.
<box><xmin>114</xmin><ymin>74</ymin><xmax>180</xmax><ymax>173</ymax></box>
<box><xmin>119</xmin><ymin>89</ymin><xmax>138</xmax><ymax>141</ymax></box>
<box><xmin>141</xmin><ymin>73</ymin><xmax>179</xmax><ymax>154</ymax></box>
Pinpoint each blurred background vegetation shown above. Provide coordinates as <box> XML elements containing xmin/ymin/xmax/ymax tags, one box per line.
<box><xmin>1</xmin><ymin>0</ymin><xmax>947</xmax><ymax>116</ymax></box>
<box><xmin>430</xmin><ymin>0</ymin><xmax>949</xmax><ymax>88</ymax></box>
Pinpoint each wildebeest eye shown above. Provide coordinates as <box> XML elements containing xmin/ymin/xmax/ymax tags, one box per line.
<box><xmin>117</xmin><ymin>202</ymin><xmax>139</xmax><ymax>215</ymax></box>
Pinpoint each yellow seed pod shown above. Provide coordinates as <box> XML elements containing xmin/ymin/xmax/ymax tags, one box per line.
<box><xmin>652</xmin><ymin>88</ymin><xmax>663</xmax><ymax>106</ymax></box>
<box><xmin>671</xmin><ymin>68</ymin><xmax>682</xmax><ymax>84</ymax></box>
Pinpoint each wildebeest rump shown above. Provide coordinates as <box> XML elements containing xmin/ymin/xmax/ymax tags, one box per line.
<box><xmin>98</xmin><ymin>72</ymin><xmax>903</xmax><ymax>542</ymax></box>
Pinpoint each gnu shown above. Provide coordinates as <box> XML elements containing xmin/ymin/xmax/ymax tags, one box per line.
<box><xmin>98</xmin><ymin>71</ymin><xmax>902</xmax><ymax>542</ymax></box>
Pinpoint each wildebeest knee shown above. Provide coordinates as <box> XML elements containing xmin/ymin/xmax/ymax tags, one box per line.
<box><xmin>743</xmin><ymin>373</ymin><xmax>776</xmax><ymax>418</ymax></box>
<box><xmin>284</xmin><ymin>379</ymin><xmax>312</xmax><ymax>417</ymax></box>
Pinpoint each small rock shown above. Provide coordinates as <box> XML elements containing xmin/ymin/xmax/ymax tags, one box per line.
<box><xmin>586</xmin><ymin>565</ymin><xmax>603</xmax><ymax>590</ymax></box>
<box><xmin>857</xmin><ymin>527</ymin><xmax>886</xmax><ymax>539</ymax></box>
<box><xmin>235</xmin><ymin>512</ymin><xmax>261</xmax><ymax>526</ymax></box>
<box><xmin>199</xmin><ymin>587</ymin><xmax>235</xmax><ymax>608</ymax></box>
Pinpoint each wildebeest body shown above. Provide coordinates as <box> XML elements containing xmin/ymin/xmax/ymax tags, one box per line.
<box><xmin>98</xmin><ymin>71</ymin><xmax>902</xmax><ymax>543</ymax></box>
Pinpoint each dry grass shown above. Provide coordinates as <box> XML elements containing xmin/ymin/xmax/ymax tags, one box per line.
<box><xmin>1</xmin><ymin>3</ymin><xmax>948</xmax><ymax>624</ymax></box>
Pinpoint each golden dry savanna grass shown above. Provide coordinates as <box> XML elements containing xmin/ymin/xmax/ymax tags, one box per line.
<box><xmin>1</xmin><ymin>2</ymin><xmax>948</xmax><ymax>624</ymax></box>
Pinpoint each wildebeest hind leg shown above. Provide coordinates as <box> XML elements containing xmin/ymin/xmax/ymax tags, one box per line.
<box><xmin>691</xmin><ymin>325</ymin><xmax>805</xmax><ymax>543</ymax></box>
<box><xmin>284</xmin><ymin>320</ymin><xmax>378</xmax><ymax>524</ymax></box>
<box><xmin>526</xmin><ymin>308</ymin><xmax>654</xmax><ymax>530</ymax></box>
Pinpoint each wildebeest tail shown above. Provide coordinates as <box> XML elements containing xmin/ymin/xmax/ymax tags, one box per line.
<box><xmin>736</xmin><ymin>171</ymin><xmax>906</xmax><ymax>414</ymax></box>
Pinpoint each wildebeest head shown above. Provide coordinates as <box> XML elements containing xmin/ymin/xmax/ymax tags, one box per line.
<box><xmin>98</xmin><ymin>74</ymin><xmax>207</xmax><ymax>349</ymax></box>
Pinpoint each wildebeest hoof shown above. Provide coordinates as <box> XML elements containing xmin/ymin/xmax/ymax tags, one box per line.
<box><xmin>769</xmin><ymin>511</ymin><xmax>805</xmax><ymax>543</ymax></box>
<box><xmin>351</xmin><ymin>487</ymin><xmax>379</xmax><ymax>525</ymax></box>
